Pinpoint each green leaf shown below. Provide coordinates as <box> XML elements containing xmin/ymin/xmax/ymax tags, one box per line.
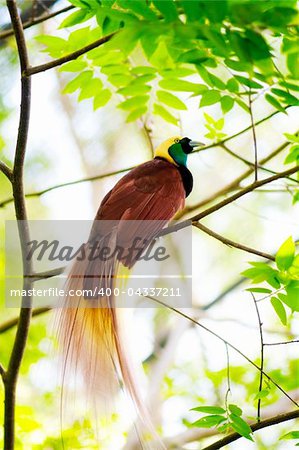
<box><xmin>230</xmin><ymin>414</ymin><xmax>253</xmax><ymax>440</ymax></box>
<box><xmin>284</xmin><ymin>145</ymin><xmax>299</xmax><ymax>165</ymax></box>
<box><xmin>221</xmin><ymin>96</ymin><xmax>234</xmax><ymax>114</ymax></box>
<box><xmin>62</xmin><ymin>70</ymin><xmax>93</xmax><ymax>94</ymax></box>
<box><xmin>200</xmin><ymin>90</ymin><xmax>221</xmax><ymax>107</ymax></box>
<box><xmin>207</xmin><ymin>73</ymin><xmax>226</xmax><ymax>90</ymax></box>
<box><xmin>108</xmin><ymin>73</ymin><xmax>133</xmax><ymax>87</ymax></box>
<box><xmin>292</xmin><ymin>191</ymin><xmax>299</xmax><ymax>205</ymax></box>
<box><xmin>93</xmin><ymin>89</ymin><xmax>112</xmax><ymax>110</ymax></box>
<box><xmin>131</xmin><ymin>74</ymin><xmax>156</xmax><ymax>84</ymax></box>
<box><xmin>287</xmin><ymin>53</ymin><xmax>299</xmax><ymax>79</ymax></box>
<box><xmin>152</xmin><ymin>0</ymin><xmax>178</xmax><ymax>22</ymax></box>
<box><xmin>118</xmin><ymin>95</ymin><xmax>149</xmax><ymax>110</ymax></box>
<box><xmin>160</xmin><ymin>68</ymin><xmax>195</xmax><ymax>78</ymax></box>
<box><xmin>59</xmin><ymin>9</ymin><xmax>93</xmax><ymax>28</ymax></box>
<box><xmin>101</xmin><ymin>64</ymin><xmax>130</xmax><ymax>75</ymax></box>
<box><xmin>245</xmin><ymin>287</ymin><xmax>272</xmax><ymax>294</ymax></box>
<box><xmin>280</xmin><ymin>431</ymin><xmax>299</xmax><ymax>440</ymax></box>
<box><xmin>150</xmin><ymin>41</ymin><xmax>174</xmax><ymax>69</ymax></box>
<box><xmin>126</xmin><ymin>107</ymin><xmax>147</xmax><ymax>122</ymax></box>
<box><xmin>226</xmin><ymin>78</ymin><xmax>239</xmax><ymax>93</ymax></box>
<box><xmin>193</xmin><ymin>415</ymin><xmax>227</xmax><ymax>428</ymax></box>
<box><xmin>156</xmin><ymin>91</ymin><xmax>187</xmax><ymax>110</ymax></box>
<box><xmin>118</xmin><ymin>0</ymin><xmax>157</xmax><ymax>20</ymax></box>
<box><xmin>181</xmin><ymin>0</ymin><xmax>200</xmax><ymax>21</ymax></box>
<box><xmin>241</xmin><ymin>263</ymin><xmax>280</xmax><ymax>288</ymax></box>
<box><xmin>289</xmin><ymin>254</ymin><xmax>299</xmax><ymax>278</ymax></box>
<box><xmin>228</xmin><ymin>404</ymin><xmax>242</xmax><ymax>416</ymax></box>
<box><xmin>244</xmin><ymin>29</ymin><xmax>272</xmax><ymax>60</ymax></box>
<box><xmin>59</xmin><ymin>60</ymin><xmax>87</xmax><ymax>72</ymax></box>
<box><xmin>131</xmin><ymin>66</ymin><xmax>157</xmax><ymax>75</ymax></box>
<box><xmin>262</xmin><ymin>7</ymin><xmax>298</xmax><ymax>27</ymax></box>
<box><xmin>68</xmin><ymin>26</ymin><xmax>91</xmax><ymax>49</ymax></box>
<box><xmin>159</xmin><ymin>78</ymin><xmax>203</xmax><ymax>93</ymax></box>
<box><xmin>118</xmin><ymin>84</ymin><xmax>151</xmax><ymax>96</ymax></box>
<box><xmin>225</xmin><ymin>59</ymin><xmax>252</xmax><ymax>73</ymax></box>
<box><xmin>280</xmin><ymin>81</ymin><xmax>299</xmax><ymax>92</ymax></box>
<box><xmin>235</xmin><ymin>76</ymin><xmax>263</xmax><ymax>89</ymax></box>
<box><xmin>265</xmin><ymin>94</ymin><xmax>286</xmax><ymax>113</ymax></box>
<box><xmin>35</xmin><ymin>35</ymin><xmax>68</xmax><ymax>57</ymax></box>
<box><xmin>271</xmin><ymin>88</ymin><xmax>299</xmax><ymax>106</ymax></box>
<box><xmin>78</xmin><ymin>78</ymin><xmax>103</xmax><ymax>101</ymax></box>
<box><xmin>275</xmin><ymin>236</ymin><xmax>295</xmax><ymax>270</ymax></box>
<box><xmin>283</xmin><ymin>282</ymin><xmax>299</xmax><ymax>311</ymax></box>
<box><xmin>215</xmin><ymin>118</ymin><xmax>224</xmax><ymax>130</ymax></box>
<box><xmin>254</xmin><ymin>389</ymin><xmax>270</xmax><ymax>400</ymax></box>
<box><xmin>191</xmin><ymin>406</ymin><xmax>226</xmax><ymax>415</ymax></box>
<box><xmin>153</xmin><ymin>103</ymin><xmax>178</xmax><ymax>125</ymax></box>
<box><xmin>271</xmin><ymin>297</ymin><xmax>287</xmax><ymax>325</ymax></box>
<box><xmin>284</xmin><ymin>133</ymin><xmax>299</xmax><ymax>144</ymax></box>
<box><xmin>228</xmin><ymin>31</ymin><xmax>251</xmax><ymax>62</ymax></box>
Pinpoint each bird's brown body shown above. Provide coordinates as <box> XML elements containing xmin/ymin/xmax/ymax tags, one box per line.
<box><xmin>57</xmin><ymin>137</ymin><xmax>199</xmax><ymax>448</ymax></box>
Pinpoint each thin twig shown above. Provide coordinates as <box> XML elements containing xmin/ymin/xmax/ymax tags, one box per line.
<box><xmin>0</xmin><ymin>5</ymin><xmax>75</xmax><ymax>40</ymax></box>
<box><xmin>192</xmin><ymin>222</ymin><xmax>274</xmax><ymax>261</ymax></box>
<box><xmin>26</xmin><ymin>32</ymin><xmax>115</xmax><ymax>76</ymax></box>
<box><xmin>202</xmin><ymin>277</ymin><xmax>246</xmax><ymax>311</ymax></box>
<box><xmin>220</xmin><ymin>143</ymin><xmax>298</xmax><ymax>184</ymax></box>
<box><xmin>0</xmin><ymin>308</ymin><xmax>50</xmax><ymax>335</ymax></box>
<box><xmin>4</xmin><ymin>2</ymin><xmax>33</xmax><ymax>449</ymax></box>
<box><xmin>202</xmin><ymin>409</ymin><xmax>299</xmax><ymax>450</ymax></box>
<box><xmin>193</xmin><ymin>107</ymin><xmax>292</xmax><ymax>154</ymax></box>
<box><xmin>143</xmin><ymin>123</ymin><xmax>155</xmax><ymax>158</ymax></box>
<box><xmin>224</xmin><ymin>344</ymin><xmax>231</xmax><ymax>412</ymax></box>
<box><xmin>252</xmin><ymin>293</ymin><xmax>264</xmax><ymax>422</ymax></box>
<box><xmin>145</xmin><ymin>295</ymin><xmax>299</xmax><ymax>408</ymax></box>
<box><xmin>248</xmin><ymin>89</ymin><xmax>258</xmax><ymax>181</ymax></box>
<box><xmin>264</xmin><ymin>340</ymin><xmax>299</xmax><ymax>346</ymax></box>
<box><xmin>0</xmin><ymin>166</ymin><xmax>135</xmax><ymax>208</ymax></box>
<box><xmin>0</xmin><ymin>161</ymin><xmax>13</xmax><ymax>181</ymax></box>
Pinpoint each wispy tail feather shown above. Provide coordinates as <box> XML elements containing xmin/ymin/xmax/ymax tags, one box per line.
<box><xmin>56</xmin><ymin>248</ymin><xmax>165</xmax><ymax>448</ymax></box>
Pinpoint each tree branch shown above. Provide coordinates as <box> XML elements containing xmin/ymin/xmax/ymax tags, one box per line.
<box><xmin>220</xmin><ymin>143</ymin><xmax>298</xmax><ymax>184</ymax></box>
<box><xmin>201</xmin><ymin>409</ymin><xmax>299</xmax><ymax>450</ymax></box>
<box><xmin>163</xmin><ymin>164</ymin><xmax>299</xmax><ymax>237</ymax></box>
<box><xmin>0</xmin><ymin>5</ymin><xmax>75</xmax><ymax>40</ymax></box>
<box><xmin>26</xmin><ymin>32</ymin><xmax>115</xmax><ymax>76</ymax></box>
<box><xmin>192</xmin><ymin>222</ymin><xmax>275</xmax><ymax>261</ymax></box>
<box><xmin>164</xmin><ymin>390</ymin><xmax>299</xmax><ymax>448</ymax></box>
<box><xmin>4</xmin><ymin>2</ymin><xmax>33</xmax><ymax>449</ymax></box>
<box><xmin>178</xmin><ymin>137</ymin><xmax>293</xmax><ymax>219</ymax></box>
<box><xmin>0</xmin><ymin>161</ymin><xmax>13</xmax><ymax>181</ymax></box>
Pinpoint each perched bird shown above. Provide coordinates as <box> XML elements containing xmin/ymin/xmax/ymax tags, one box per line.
<box><xmin>57</xmin><ymin>136</ymin><xmax>202</xmax><ymax>446</ymax></box>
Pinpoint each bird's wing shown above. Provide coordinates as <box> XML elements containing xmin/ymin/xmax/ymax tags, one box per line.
<box><xmin>88</xmin><ymin>159</ymin><xmax>185</xmax><ymax>263</ymax></box>
<box><xmin>95</xmin><ymin>158</ymin><xmax>185</xmax><ymax>222</ymax></box>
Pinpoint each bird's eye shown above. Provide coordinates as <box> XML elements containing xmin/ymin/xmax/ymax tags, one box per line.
<box><xmin>174</xmin><ymin>138</ymin><xmax>180</xmax><ymax>143</ymax></box>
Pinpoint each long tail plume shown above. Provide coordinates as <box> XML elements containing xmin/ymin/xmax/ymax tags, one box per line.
<box><xmin>55</xmin><ymin>239</ymin><xmax>164</xmax><ymax>448</ymax></box>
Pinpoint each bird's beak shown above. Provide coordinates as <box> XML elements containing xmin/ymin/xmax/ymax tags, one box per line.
<box><xmin>190</xmin><ymin>140</ymin><xmax>205</xmax><ymax>150</ymax></box>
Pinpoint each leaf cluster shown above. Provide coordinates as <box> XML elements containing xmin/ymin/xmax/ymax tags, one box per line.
<box><xmin>243</xmin><ymin>236</ymin><xmax>299</xmax><ymax>326</ymax></box>
<box><xmin>35</xmin><ymin>0</ymin><xmax>299</xmax><ymax>123</ymax></box>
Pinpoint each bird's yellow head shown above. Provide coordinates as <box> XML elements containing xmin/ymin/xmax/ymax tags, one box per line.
<box><xmin>154</xmin><ymin>136</ymin><xmax>204</xmax><ymax>167</ymax></box>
